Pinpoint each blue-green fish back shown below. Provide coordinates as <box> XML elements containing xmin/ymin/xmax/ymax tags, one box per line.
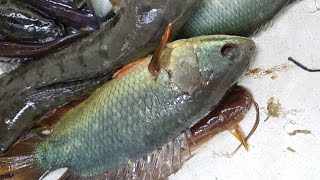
<box><xmin>34</xmin><ymin>35</ymin><xmax>255</xmax><ymax>177</ymax></box>
<box><xmin>179</xmin><ymin>0</ymin><xmax>290</xmax><ymax>38</ymax></box>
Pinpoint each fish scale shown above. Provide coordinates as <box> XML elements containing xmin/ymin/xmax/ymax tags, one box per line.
<box><xmin>34</xmin><ymin>57</ymin><xmax>188</xmax><ymax>176</ymax></box>
<box><xmin>178</xmin><ymin>0</ymin><xmax>290</xmax><ymax>38</ymax></box>
<box><xmin>0</xmin><ymin>35</ymin><xmax>255</xmax><ymax>178</ymax></box>
<box><xmin>0</xmin><ymin>0</ymin><xmax>199</xmax><ymax>155</ymax></box>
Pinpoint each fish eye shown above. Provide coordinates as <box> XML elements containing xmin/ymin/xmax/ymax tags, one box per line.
<box><xmin>221</xmin><ymin>43</ymin><xmax>239</xmax><ymax>61</ymax></box>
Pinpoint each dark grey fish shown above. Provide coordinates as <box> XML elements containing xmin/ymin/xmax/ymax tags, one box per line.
<box><xmin>0</xmin><ymin>0</ymin><xmax>197</xmax><ymax>154</ymax></box>
<box><xmin>0</xmin><ymin>6</ymin><xmax>63</xmax><ymax>43</ymax></box>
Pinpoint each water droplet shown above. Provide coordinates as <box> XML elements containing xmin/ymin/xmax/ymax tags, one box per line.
<box><xmin>4</xmin><ymin>118</ymin><xmax>11</xmax><ymax>125</ymax></box>
<box><xmin>41</xmin><ymin>128</ymin><xmax>53</xmax><ymax>136</ymax></box>
<box><xmin>100</xmin><ymin>44</ymin><xmax>108</xmax><ymax>52</ymax></box>
<box><xmin>121</xmin><ymin>41</ymin><xmax>129</xmax><ymax>52</ymax></box>
<box><xmin>137</xmin><ymin>9</ymin><xmax>162</xmax><ymax>25</ymax></box>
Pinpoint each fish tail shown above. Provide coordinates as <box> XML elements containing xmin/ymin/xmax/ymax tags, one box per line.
<box><xmin>0</xmin><ymin>137</ymin><xmax>45</xmax><ymax>180</ymax></box>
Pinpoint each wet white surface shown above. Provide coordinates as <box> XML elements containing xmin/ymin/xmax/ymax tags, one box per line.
<box><xmin>171</xmin><ymin>0</ymin><xmax>320</xmax><ymax>180</ymax></box>
<box><xmin>1</xmin><ymin>0</ymin><xmax>319</xmax><ymax>180</ymax></box>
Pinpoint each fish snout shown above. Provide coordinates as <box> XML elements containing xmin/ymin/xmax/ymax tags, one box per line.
<box><xmin>220</xmin><ymin>37</ymin><xmax>255</xmax><ymax>68</ymax></box>
<box><xmin>240</xmin><ymin>38</ymin><xmax>256</xmax><ymax>59</ymax></box>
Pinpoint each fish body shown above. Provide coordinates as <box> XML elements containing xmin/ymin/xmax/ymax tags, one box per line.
<box><xmin>0</xmin><ymin>0</ymin><xmax>197</xmax><ymax>154</ymax></box>
<box><xmin>0</xmin><ymin>5</ymin><xmax>63</xmax><ymax>43</ymax></box>
<box><xmin>191</xmin><ymin>85</ymin><xmax>253</xmax><ymax>140</ymax></box>
<box><xmin>25</xmin><ymin>0</ymin><xmax>100</xmax><ymax>30</ymax></box>
<box><xmin>178</xmin><ymin>0</ymin><xmax>290</xmax><ymax>38</ymax></box>
<box><xmin>33</xmin><ymin>35</ymin><xmax>255</xmax><ymax>177</ymax></box>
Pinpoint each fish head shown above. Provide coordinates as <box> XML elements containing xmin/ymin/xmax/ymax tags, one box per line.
<box><xmin>165</xmin><ymin>35</ymin><xmax>255</xmax><ymax>97</ymax></box>
<box><xmin>193</xmin><ymin>35</ymin><xmax>255</xmax><ymax>89</ymax></box>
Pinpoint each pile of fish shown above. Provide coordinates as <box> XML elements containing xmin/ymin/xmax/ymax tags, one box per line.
<box><xmin>0</xmin><ymin>0</ymin><xmax>294</xmax><ymax>179</ymax></box>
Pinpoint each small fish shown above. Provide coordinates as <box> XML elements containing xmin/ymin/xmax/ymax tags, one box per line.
<box><xmin>178</xmin><ymin>0</ymin><xmax>291</xmax><ymax>38</ymax></box>
<box><xmin>136</xmin><ymin>85</ymin><xmax>258</xmax><ymax>179</ymax></box>
<box><xmin>24</xmin><ymin>0</ymin><xmax>100</xmax><ymax>30</ymax></box>
<box><xmin>0</xmin><ymin>34</ymin><xmax>255</xmax><ymax>179</ymax></box>
<box><xmin>0</xmin><ymin>0</ymin><xmax>198</xmax><ymax>154</ymax></box>
<box><xmin>0</xmin><ymin>0</ymin><xmax>100</xmax><ymax>59</ymax></box>
<box><xmin>0</xmin><ymin>5</ymin><xmax>63</xmax><ymax>43</ymax></box>
<box><xmin>0</xmin><ymin>32</ymin><xmax>90</xmax><ymax>58</ymax></box>
<box><xmin>190</xmin><ymin>85</ymin><xmax>255</xmax><ymax>145</ymax></box>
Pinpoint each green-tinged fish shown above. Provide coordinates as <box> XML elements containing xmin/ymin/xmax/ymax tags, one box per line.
<box><xmin>178</xmin><ymin>0</ymin><xmax>291</xmax><ymax>38</ymax></box>
<box><xmin>0</xmin><ymin>0</ymin><xmax>197</xmax><ymax>154</ymax></box>
<box><xmin>0</xmin><ymin>35</ymin><xmax>255</xmax><ymax>178</ymax></box>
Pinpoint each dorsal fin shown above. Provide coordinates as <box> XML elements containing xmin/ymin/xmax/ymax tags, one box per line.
<box><xmin>148</xmin><ymin>23</ymin><xmax>172</xmax><ymax>77</ymax></box>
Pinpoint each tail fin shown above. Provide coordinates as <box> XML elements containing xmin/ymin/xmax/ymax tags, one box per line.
<box><xmin>0</xmin><ymin>155</ymin><xmax>39</xmax><ymax>180</ymax></box>
<box><xmin>0</xmin><ymin>98</ymin><xmax>88</xmax><ymax>180</ymax></box>
<box><xmin>0</xmin><ymin>137</ymin><xmax>44</xmax><ymax>180</ymax></box>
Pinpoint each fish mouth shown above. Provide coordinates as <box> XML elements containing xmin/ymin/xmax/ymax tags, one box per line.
<box><xmin>239</xmin><ymin>38</ymin><xmax>256</xmax><ymax>69</ymax></box>
<box><xmin>226</xmin><ymin>36</ymin><xmax>256</xmax><ymax>68</ymax></box>
<box><xmin>239</xmin><ymin>38</ymin><xmax>256</xmax><ymax>59</ymax></box>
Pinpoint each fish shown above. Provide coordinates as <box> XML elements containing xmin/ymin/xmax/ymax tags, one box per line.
<box><xmin>24</xmin><ymin>0</ymin><xmax>100</xmax><ymax>30</ymax></box>
<box><xmin>122</xmin><ymin>85</ymin><xmax>259</xmax><ymax>180</ymax></box>
<box><xmin>0</xmin><ymin>0</ymin><xmax>100</xmax><ymax>60</ymax></box>
<box><xmin>178</xmin><ymin>0</ymin><xmax>291</xmax><ymax>38</ymax></box>
<box><xmin>190</xmin><ymin>85</ymin><xmax>256</xmax><ymax>143</ymax></box>
<box><xmin>158</xmin><ymin>85</ymin><xmax>259</xmax><ymax>179</ymax></box>
<box><xmin>0</xmin><ymin>0</ymin><xmax>198</xmax><ymax>154</ymax></box>
<box><xmin>0</xmin><ymin>0</ymin><xmax>106</xmax><ymax>61</ymax></box>
<box><xmin>0</xmin><ymin>5</ymin><xmax>63</xmax><ymax>43</ymax></box>
<box><xmin>35</xmin><ymin>85</ymin><xmax>259</xmax><ymax>179</ymax></box>
<box><xmin>0</xmin><ymin>34</ymin><xmax>255</xmax><ymax>179</ymax></box>
<box><xmin>0</xmin><ymin>32</ymin><xmax>90</xmax><ymax>58</ymax></box>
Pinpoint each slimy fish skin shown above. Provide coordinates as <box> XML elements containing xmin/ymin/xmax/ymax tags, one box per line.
<box><xmin>34</xmin><ymin>35</ymin><xmax>254</xmax><ymax>177</ymax></box>
<box><xmin>0</xmin><ymin>35</ymin><xmax>255</xmax><ymax>178</ymax></box>
<box><xmin>0</xmin><ymin>0</ymin><xmax>198</xmax><ymax>154</ymax></box>
<box><xmin>178</xmin><ymin>0</ymin><xmax>290</xmax><ymax>38</ymax></box>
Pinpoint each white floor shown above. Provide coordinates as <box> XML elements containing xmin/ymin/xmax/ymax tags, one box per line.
<box><xmin>171</xmin><ymin>0</ymin><xmax>320</xmax><ymax>179</ymax></box>
<box><xmin>1</xmin><ymin>0</ymin><xmax>319</xmax><ymax>179</ymax></box>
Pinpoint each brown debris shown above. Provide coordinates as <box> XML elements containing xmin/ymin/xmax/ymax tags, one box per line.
<box><xmin>246</xmin><ymin>68</ymin><xmax>262</xmax><ymax>75</ymax></box>
<box><xmin>288</xmin><ymin>130</ymin><xmax>312</xmax><ymax>136</ymax></box>
<box><xmin>245</xmin><ymin>64</ymin><xmax>293</xmax><ymax>79</ymax></box>
<box><xmin>267</xmin><ymin>97</ymin><xmax>282</xmax><ymax>118</ymax></box>
<box><xmin>287</xmin><ymin>147</ymin><xmax>296</xmax><ymax>152</ymax></box>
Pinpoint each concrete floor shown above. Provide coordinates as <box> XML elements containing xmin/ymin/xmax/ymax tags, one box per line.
<box><xmin>171</xmin><ymin>0</ymin><xmax>320</xmax><ymax>179</ymax></box>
